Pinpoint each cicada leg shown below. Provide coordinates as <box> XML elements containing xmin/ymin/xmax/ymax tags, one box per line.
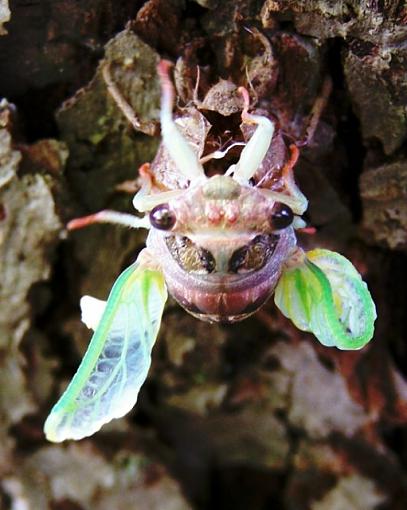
<box><xmin>133</xmin><ymin>188</ymin><xmax>185</xmax><ymax>213</ymax></box>
<box><xmin>131</xmin><ymin>160</ymin><xmax>186</xmax><ymax>213</ymax></box>
<box><xmin>280</xmin><ymin>144</ymin><xmax>308</xmax><ymax>216</ymax></box>
<box><xmin>299</xmin><ymin>77</ymin><xmax>332</xmax><ymax>147</ymax></box>
<box><xmin>255</xmin><ymin>143</ymin><xmax>308</xmax><ymax>219</ymax></box>
<box><xmin>67</xmin><ymin>160</ymin><xmax>167</xmax><ymax>229</ymax></box>
<box><xmin>115</xmin><ymin>162</ymin><xmax>152</xmax><ymax>195</ymax></box>
<box><xmin>231</xmin><ymin>86</ymin><xmax>275</xmax><ymax>183</ymax></box>
<box><xmin>102</xmin><ymin>62</ymin><xmax>157</xmax><ymax>136</ymax></box>
<box><xmin>67</xmin><ymin>210</ymin><xmax>150</xmax><ymax>231</ymax></box>
<box><xmin>157</xmin><ymin>60</ymin><xmax>205</xmax><ymax>181</ymax></box>
<box><xmin>270</xmin><ymin>76</ymin><xmax>331</xmax><ymax>215</ymax></box>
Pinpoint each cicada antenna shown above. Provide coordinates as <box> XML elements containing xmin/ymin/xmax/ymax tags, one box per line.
<box><xmin>193</xmin><ymin>65</ymin><xmax>201</xmax><ymax>105</ymax></box>
<box><xmin>245</xmin><ymin>66</ymin><xmax>258</xmax><ymax>105</ymax></box>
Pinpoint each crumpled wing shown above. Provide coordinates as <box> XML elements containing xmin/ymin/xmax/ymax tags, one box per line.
<box><xmin>274</xmin><ymin>249</ymin><xmax>376</xmax><ymax>350</ymax></box>
<box><xmin>44</xmin><ymin>262</ymin><xmax>167</xmax><ymax>442</ymax></box>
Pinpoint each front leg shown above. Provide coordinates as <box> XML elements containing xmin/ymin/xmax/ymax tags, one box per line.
<box><xmin>157</xmin><ymin>61</ymin><xmax>205</xmax><ymax>182</ymax></box>
<box><xmin>231</xmin><ymin>87</ymin><xmax>275</xmax><ymax>183</ymax></box>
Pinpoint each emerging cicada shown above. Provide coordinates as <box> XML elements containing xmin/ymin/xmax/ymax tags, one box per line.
<box><xmin>44</xmin><ymin>61</ymin><xmax>376</xmax><ymax>442</ymax></box>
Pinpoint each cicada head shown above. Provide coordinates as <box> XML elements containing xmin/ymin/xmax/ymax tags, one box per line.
<box><xmin>146</xmin><ymin>174</ymin><xmax>297</xmax><ymax>322</ymax></box>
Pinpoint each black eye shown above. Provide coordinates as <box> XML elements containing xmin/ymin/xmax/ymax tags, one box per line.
<box><xmin>149</xmin><ymin>203</ymin><xmax>176</xmax><ymax>230</ymax></box>
<box><xmin>270</xmin><ymin>203</ymin><xmax>293</xmax><ymax>230</ymax></box>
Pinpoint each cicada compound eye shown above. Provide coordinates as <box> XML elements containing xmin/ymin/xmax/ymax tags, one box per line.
<box><xmin>149</xmin><ymin>203</ymin><xmax>176</xmax><ymax>231</ymax></box>
<box><xmin>270</xmin><ymin>202</ymin><xmax>294</xmax><ymax>230</ymax></box>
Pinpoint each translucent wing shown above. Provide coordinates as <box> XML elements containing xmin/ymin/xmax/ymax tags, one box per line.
<box><xmin>274</xmin><ymin>249</ymin><xmax>376</xmax><ymax>350</ymax></box>
<box><xmin>44</xmin><ymin>262</ymin><xmax>167</xmax><ymax>442</ymax></box>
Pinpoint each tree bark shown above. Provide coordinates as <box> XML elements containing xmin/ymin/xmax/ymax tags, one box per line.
<box><xmin>0</xmin><ymin>1</ymin><xmax>406</xmax><ymax>509</ymax></box>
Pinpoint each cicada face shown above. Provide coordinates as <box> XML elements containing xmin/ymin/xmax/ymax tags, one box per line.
<box><xmin>146</xmin><ymin>175</ymin><xmax>297</xmax><ymax>322</ymax></box>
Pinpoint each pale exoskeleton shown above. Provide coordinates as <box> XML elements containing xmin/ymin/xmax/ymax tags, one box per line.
<box><xmin>44</xmin><ymin>61</ymin><xmax>376</xmax><ymax>442</ymax></box>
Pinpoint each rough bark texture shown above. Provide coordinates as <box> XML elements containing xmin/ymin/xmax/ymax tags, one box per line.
<box><xmin>0</xmin><ymin>1</ymin><xmax>406</xmax><ymax>509</ymax></box>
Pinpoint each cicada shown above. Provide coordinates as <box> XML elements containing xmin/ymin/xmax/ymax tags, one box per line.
<box><xmin>44</xmin><ymin>61</ymin><xmax>376</xmax><ymax>442</ymax></box>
